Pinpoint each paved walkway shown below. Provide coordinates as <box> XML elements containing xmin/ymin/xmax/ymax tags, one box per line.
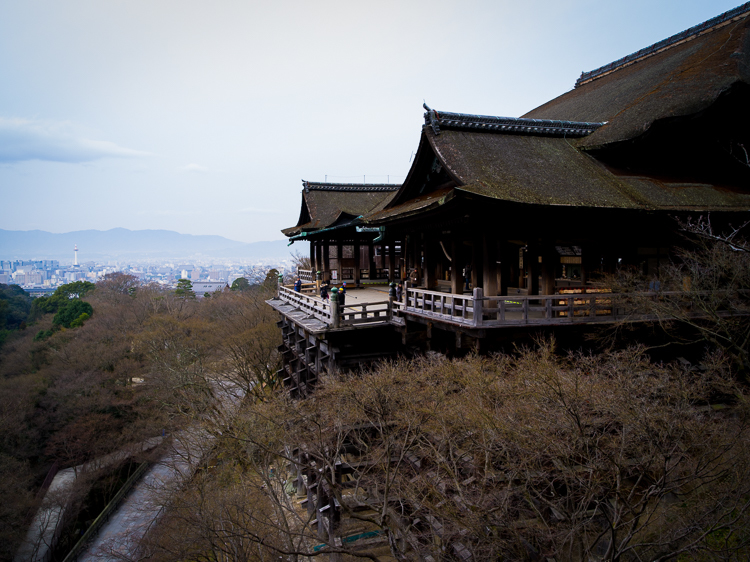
<box><xmin>15</xmin><ymin>438</ymin><xmax>164</xmax><ymax>562</ymax></box>
<box><xmin>77</xmin><ymin>431</ymin><xmax>209</xmax><ymax>561</ymax></box>
<box><xmin>76</xmin><ymin>381</ymin><xmax>244</xmax><ymax>561</ymax></box>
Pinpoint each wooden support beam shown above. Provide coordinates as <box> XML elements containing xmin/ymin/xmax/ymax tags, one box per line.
<box><xmin>541</xmin><ymin>243</ymin><xmax>557</xmax><ymax>295</ymax></box>
<box><xmin>353</xmin><ymin>237</ymin><xmax>361</xmax><ymax>286</ymax></box>
<box><xmin>388</xmin><ymin>241</ymin><xmax>395</xmax><ymax>282</ymax></box>
<box><xmin>336</xmin><ymin>240</ymin><xmax>343</xmax><ymax>283</ymax></box>
<box><xmin>471</xmin><ymin>238</ymin><xmax>480</xmax><ymax>290</ymax></box>
<box><xmin>528</xmin><ymin>243</ymin><xmax>540</xmax><ymax>296</ymax></box>
<box><xmin>450</xmin><ymin>239</ymin><xmax>463</xmax><ymax>294</ymax></box>
<box><xmin>499</xmin><ymin>241</ymin><xmax>512</xmax><ymax>296</ymax></box>
<box><xmin>425</xmin><ymin>237</ymin><xmax>437</xmax><ymax>290</ymax></box>
<box><xmin>368</xmin><ymin>240</ymin><xmax>376</xmax><ymax>281</ymax></box>
<box><xmin>323</xmin><ymin>243</ymin><xmax>330</xmax><ymax>282</ymax></box>
<box><xmin>482</xmin><ymin>234</ymin><xmax>498</xmax><ymax>298</ymax></box>
<box><xmin>314</xmin><ymin>339</ymin><xmax>321</xmax><ymax>376</ymax></box>
<box><xmin>414</xmin><ymin>235</ymin><xmax>423</xmax><ymax>285</ymax></box>
<box><xmin>580</xmin><ymin>245</ymin><xmax>588</xmax><ymax>289</ymax></box>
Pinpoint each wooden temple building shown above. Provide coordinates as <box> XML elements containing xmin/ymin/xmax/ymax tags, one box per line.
<box><xmin>266</xmin><ymin>5</ymin><xmax>750</xmax><ymax>551</ymax></box>
<box><xmin>269</xmin><ymin>2</ymin><xmax>750</xmax><ymax>384</ymax></box>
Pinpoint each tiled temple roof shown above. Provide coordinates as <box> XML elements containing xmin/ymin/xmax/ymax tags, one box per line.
<box><xmin>576</xmin><ymin>2</ymin><xmax>750</xmax><ymax>87</ymax></box>
<box><xmin>525</xmin><ymin>6</ymin><xmax>750</xmax><ymax>149</ymax></box>
<box><xmin>282</xmin><ymin>181</ymin><xmax>401</xmax><ymax>237</ymax></box>
<box><xmin>423</xmin><ymin>104</ymin><xmax>603</xmax><ymax>137</ymax></box>
<box><xmin>304</xmin><ymin>181</ymin><xmax>400</xmax><ymax>193</ymax></box>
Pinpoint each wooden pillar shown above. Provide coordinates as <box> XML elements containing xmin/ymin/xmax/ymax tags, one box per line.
<box><xmin>388</xmin><ymin>241</ymin><xmax>395</xmax><ymax>283</ymax></box>
<box><xmin>528</xmin><ymin>243</ymin><xmax>540</xmax><ymax>296</ymax></box>
<box><xmin>400</xmin><ymin>239</ymin><xmax>407</xmax><ymax>281</ymax></box>
<box><xmin>425</xmin><ymin>237</ymin><xmax>437</xmax><ymax>290</ymax></box>
<box><xmin>412</xmin><ymin>236</ymin><xmax>421</xmax><ymax>286</ymax></box>
<box><xmin>450</xmin><ymin>238</ymin><xmax>463</xmax><ymax>294</ymax></box>
<box><xmin>604</xmin><ymin>246</ymin><xmax>618</xmax><ymax>275</ymax></box>
<box><xmin>401</xmin><ymin>236</ymin><xmax>409</xmax><ymax>280</ymax></box>
<box><xmin>471</xmin><ymin>238</ymin><xmax>480</xmax><ymax>291</ymax></box>
<box><xmin>541</xmin><ymin>243</ymin><xmax>557</xmax><ymax>295</ymax></box>
<box><xmin>336</xmin><ymin>240</ymin><xmax>343</xmax><ymax>284</ymax></box>
<box><xmin>499</xmin><ymin>241</ymin><xmax>512</xmax><ymax>296</ymax></box>
<box><xmin>353</xmin><ymin>238</ymin><xmax>361</xmax><ymax>286</ymax></box>
<box><xmin>368</xmin><ymin>241</ymin><xmax>376</xmax><ymax>281</ymax></box>
<box><xmin>323</xmin><ymin>243</ymin><xmax>330</xmax><ymax>282</ymax></box>
<box><xmin>482</xmin><ymin>234</ymin><xmax>498</xmax><ymax>297</ymax></box>
<box><xmin>580</xmin><ymin>246</ymin><xmax>588</xmax><ymax>290</ymax></box>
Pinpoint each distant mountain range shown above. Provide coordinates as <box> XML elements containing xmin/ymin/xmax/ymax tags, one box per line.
<box><xmin>0</xmin><ymin>228</ymin><xmax>296</xmax><ymax>261</ymax></box>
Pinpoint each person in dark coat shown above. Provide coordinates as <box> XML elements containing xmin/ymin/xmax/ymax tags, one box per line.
<box><xmin>396</xmin><ymin>282</ymin><xmax>403</xmax><ymax>302</ymax></box>
<box><xmin>320</xmin><ymin>282</ymin><xmax>329</xmax><ymax>300</ymax></box>
<box><xmin>293</xmin><ymin>277</ymin><xmax>302</xmax><ymax>292</ymax></box>
<box><xmin>339</xmin><ymin>282</ymin><xmax>346</xmax><ymax>307</ymax></box>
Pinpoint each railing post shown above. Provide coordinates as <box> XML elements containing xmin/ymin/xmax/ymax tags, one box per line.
<box><xmin>545</xmin><ymin>296</ymin><xmax>552</xmax><ymax>320</ymax></box>
<box><xmin>388</xmin><ymin>282</ymin><xmax>396</xmax><ymax>321</ymax></box>
<box><xmin>523</xmin><ymin>297</ymin><xmax>529</xmax><ymax>323</ymax></box>
<box><xmin>472</xmin><ymin>287</ymin><xmax>483</xmax><ymax>327</ymax></box>
<box><xmin>568</xmin><ymin>297</ymin><xmax>574</xmax><ymax>319</ymax></box>
<box><xmin>330</xmin><ymin>287</ymin><xmax>340</xmax><ymax>328</ymax></box>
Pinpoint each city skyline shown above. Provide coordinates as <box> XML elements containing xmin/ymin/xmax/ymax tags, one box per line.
<box><xmin>1</xmin><ymin>0</ymin><xmax>738</xmax><ymax>242</ymax></box>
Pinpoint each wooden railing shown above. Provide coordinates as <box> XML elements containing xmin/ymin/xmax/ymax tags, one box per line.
<box><xmin>278</xmin><ymin>285</ymin><xmax>687</xmax><ymax>330</ymax></box>
<box><xmin>298</xmin><ymin>269</ymin><xmax>313</xmax><ymax>283</ymax></box>
<box><xmin>404</xmin><ymin>288</ymin><xmax>478</xmax><ymax>325</ymax></box>
<box><xmin>279</xmin><ymin>285</ymin><xmax>333</xmax><ymax>324</ymax></box>
<box><xmin>278</xmin><ymin>285</ymin><xmax>392</xmax><ymax>327</ymax></box>
<box><xmin>340</xmin><ymin>301</ymin><xmax>391</xmax><ymax>325</ymax></box>
<box><xmin>403</xmin><ymin>287</ymin><xmax>628</xmax><ymax>327</ymax></box>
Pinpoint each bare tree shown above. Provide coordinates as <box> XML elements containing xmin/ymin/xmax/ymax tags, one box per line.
<box><xmin>290</xmin><ymin>249</ymin><xmax>312</xmax><ymax>272</ymax></box>
<box><xmin>609</xmin><ymin>214</ymin><xmax>750</xmax><ymax>374</ymax></box>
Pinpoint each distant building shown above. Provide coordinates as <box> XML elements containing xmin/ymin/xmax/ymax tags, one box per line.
<box><xmin>191</xmin><ymin>281</ymin><xmax>229</xmax><ymax>298</ymax></box>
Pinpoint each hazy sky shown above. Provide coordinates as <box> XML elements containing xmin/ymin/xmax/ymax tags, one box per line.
<box><xmin>0</xmin><ymin>0</ymin><xmax>740</xmax><ymax>243</ymax></box>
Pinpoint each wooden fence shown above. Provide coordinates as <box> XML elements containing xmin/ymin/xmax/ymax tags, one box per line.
<box><xmin>403</xmin><ymin>287</ymin><xmax>626</xmax><ymax>327</ymax></box>
<box><xmin>278</xmin><ymin>285</ymin><xmax>705</xmax><ymax>330</ymax></box>
<box><xmin>279</xmin><ymin>285</ymin><xmax>392</xmax><ymax>327</ymax></box>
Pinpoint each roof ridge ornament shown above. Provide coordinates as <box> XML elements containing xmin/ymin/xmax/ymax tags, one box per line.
<box><xmin>576</xmin><ymin>2</ymin><xmax>750</xmax><ymax>87</ymax></box>
<box><xmin>423</xmin><ymin>103</ymin><xmax>441</xmax><ymax>135</ymax></box>
<box><xmin>423</xmin><ymin>105</ymin><xmax>604</xmax><ymax>137</ymax></box>
<box><xmin>301</xmin><ymin>180</ymin><xmax>401</xmax><ymax>192</ymax></box>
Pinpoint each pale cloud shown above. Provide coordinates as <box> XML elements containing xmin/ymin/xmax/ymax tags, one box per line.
<box><xmin>0</xmin><ymin>117</ymin><xmax>152</xmax><ymax>163</ymax></box>
<box><xmin>184</xmin><ymin>163</ymin><xmax>209</xmax><ymax>173</ymax></box>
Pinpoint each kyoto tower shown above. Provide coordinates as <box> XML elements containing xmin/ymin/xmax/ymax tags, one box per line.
<box><xmin>74</xmin><ymin>244</ymin><xmax>79</xmax><ymax>266</ymax></box>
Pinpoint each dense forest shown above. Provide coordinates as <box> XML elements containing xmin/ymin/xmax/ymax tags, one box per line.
<box><xmin>0</xmin><ymin>274</ymin><xmax>281</xmax><ymax>561</ymax></box>
<box><xmin>1</xmin><ymin>226</ymin><xmax>749</xmax><ymax>562</ymax></box>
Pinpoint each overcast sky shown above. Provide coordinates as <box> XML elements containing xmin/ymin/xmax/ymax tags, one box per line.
<box><xmin>0</xmin><ymin>0</ymin><xmax>740</xmax><ymax>243</ymax></box>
